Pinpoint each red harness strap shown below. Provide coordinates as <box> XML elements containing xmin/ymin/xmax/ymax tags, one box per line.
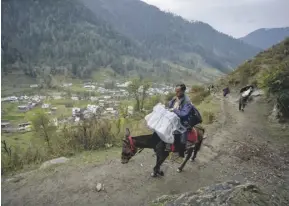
<box><xmin>188</xmin><ymin>128</ymin><xmax>198</xmax><ymax>143</ymax></box>
<box><xmin>128</xmin><ymin>136</ymin><xmax>136</xmax><ymax>153</ymax></box>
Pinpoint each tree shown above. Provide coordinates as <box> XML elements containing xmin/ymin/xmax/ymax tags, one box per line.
<box><xmin>29</xmin><ymin>110</ymin><xmax>56</xmax><ymax>148</ymax></box>
<box><xmin>140</xmin><ymin>81</ymin><xmax>151</xmax><ymax>110</ymax></box>
<box><xmin>127</xmin><ymin>78</ymin><xmax>151</xmax><ymax>112</ymax></box>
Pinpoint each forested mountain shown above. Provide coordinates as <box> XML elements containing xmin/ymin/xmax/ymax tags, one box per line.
<box><xmin>81</xmin><ymin>0</ymin><xmax>260</xmax><ymax>72</ymax></box>
<box><xmin>2</xmin><ymin>0</ymin><xmax>259</xmax><ymax>83</ymax></box>
<box><xmin>240</xmin><ymin>27</ymin><xmax>289</xmax><ymax>49</ymax></box>
<box><xmin>1</xmin><ymin>0</ymin><xmax>147</xmax><ymax>78</ymax></box>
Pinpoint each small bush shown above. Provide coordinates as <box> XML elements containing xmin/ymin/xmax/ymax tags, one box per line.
<box><xmin>259</xmin><ymin>63</ymin><xmax>289</xmax><ymax>117</ymax></box>
<box><xmin>1</xmin><ymin>141</ymin><xmax>51</xmax><ymax>174</ymax></box>
<box><xmin>202</xmin><ymin>110</ymin><xmax>215</xmax><ymax>124</ymax></box>
<box><xmin>190</xmin><ymin>85</ymin><xmax>210</xmax><ymax>105</ymax></box>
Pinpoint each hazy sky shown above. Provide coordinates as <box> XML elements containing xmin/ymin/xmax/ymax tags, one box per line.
<box><xmin>141</xmin><ymin>0</ymin><xmax>289</xmax><ymax>38</ymax></box>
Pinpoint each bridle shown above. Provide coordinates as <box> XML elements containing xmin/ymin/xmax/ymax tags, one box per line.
<box><xmin>125</xmin><ymin>136</ymin><xmax>144</xmax><ymax>156</ymax></box>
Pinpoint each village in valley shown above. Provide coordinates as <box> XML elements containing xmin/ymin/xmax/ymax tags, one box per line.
<box><xmin>1</xmin><ymin>80</ymin><xmax>173</xmax><ymax>135</ymax></box>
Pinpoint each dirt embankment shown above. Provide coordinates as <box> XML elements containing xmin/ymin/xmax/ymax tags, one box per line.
<box><xmin>2</xmin><ymin>93</ymin><xmax>289</xmax><ymax>206</ymax></box>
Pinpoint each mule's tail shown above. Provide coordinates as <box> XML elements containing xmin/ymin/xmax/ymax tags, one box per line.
<box><xmin>195</xmin><ymin>124</ymin><xmax>205</xmax><ymax>136</ymax></box>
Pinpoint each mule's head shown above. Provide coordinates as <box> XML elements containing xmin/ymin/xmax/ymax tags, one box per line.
<box><xmin>121</xmin><ymin>128</ymin><xmax>136</xmax><ymax>164</ymax></box>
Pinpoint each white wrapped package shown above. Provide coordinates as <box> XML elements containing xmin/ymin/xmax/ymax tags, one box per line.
<box><xmin>242</xmin><ymin>88</ymin><xmax>252</xmax><ymax>97</ymax></box>
<box><xmin>145</xmin><ymin>104</ymin><xmax>186</xmax><ymax>144</ymax></box>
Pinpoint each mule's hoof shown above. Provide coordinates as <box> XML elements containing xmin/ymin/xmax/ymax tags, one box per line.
<box><xmin>157</xmin><ymin>171</ymin><xmax>164</xmax><ymax>176</ymax></box>
<box><xmin>177</xmin><ymin>168</ymin><xmax>182</xmax><ymax>173</ymax></box>
<box><xmin>151</xmin><ymin>172</ymin><xmax>157</xmax><ymax>177</ymax></box>
<box><xmin>190</xmin><ymin>158</ymin><xmax>195</xmax><ymax>162</ymax></box>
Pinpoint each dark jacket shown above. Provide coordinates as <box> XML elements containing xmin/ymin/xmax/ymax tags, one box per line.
<box><xmin>223</xmin><ymin>87</ymin><xmax>230</xmax><ymax>97</ymax></box>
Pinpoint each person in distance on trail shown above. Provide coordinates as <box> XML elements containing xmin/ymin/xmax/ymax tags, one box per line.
<box><xmin>165</xmin><ymin>83</ymin><xmax>202</xmax><ymax>156</ymax></box>
<box><xmin>239</xmin><ymin>84</ymin><xmax>254</xmax><ymax>111</ymax></box>
<box><xmin>223</xmin><ymin>86</ymin><xmax>230</xmax><ymax>97</ymax></box>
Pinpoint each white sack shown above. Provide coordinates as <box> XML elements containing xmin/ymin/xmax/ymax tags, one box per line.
<box><xmin>145</xmin><ymin>103</ymin><xmax>185</xmax><ymax>144</ymax></box>
<box><xmin>242</xmin><ymin>88</ymin><xmax>252</xmax><ymax>97</ymax></box>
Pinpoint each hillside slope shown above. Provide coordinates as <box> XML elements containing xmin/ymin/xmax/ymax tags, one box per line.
<box><xmin>1</xmin><ymin>0</ymin><xmax>225</xmax><ymax>84</ymax></box>
<box><xmin>225</xmin><ymin>37</ymin><xmax>289</xmax><ymax>117</ymax></box>
<box><xmin>81</xmin><ymin>0</ymin><xmax>260</xmax><ymax>73</ymax></box>
<box><xmin>240</xmin><ymin>27</ymin><xmax>289</xmax><ymax>49</ymax></box>
<box><xmin>2</xmin><ymin>93</ymin><xmax>289</xmax><ymax>205</ymax></box>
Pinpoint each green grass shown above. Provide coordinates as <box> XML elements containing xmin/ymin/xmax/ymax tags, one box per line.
<box><xmin>92</xmin><ymin>68</ymin><xmax>123</xmax><ymax>82</ymax></box>
<box><xmin>1</xmin><ymin>132</ymin><xmax>35</xmax><ymax>149</ymax></box>
<box><xmin>1</xmin><ymin>71</ymin><xmax>39</xmax><ymax>96</ymax></box>
<box><xmin>68</xmin><ymin>147</ymin><xmax>121</xmax><ymax>165</ymax></box>
<box><xmin>1</xmin><ymin>103</ymin><xmax>32</xmax><ymax>123</ymax></box>
<box><xmin>197</xmin><ymin>95</ymin><xmax>220</xmax><ymax>125</ymax></box>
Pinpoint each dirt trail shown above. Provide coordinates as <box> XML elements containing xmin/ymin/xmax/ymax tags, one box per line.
<box><xmin>2</xmin><ymin>94</ymin><xmax>289</xmax><ymax>206</ymax></box>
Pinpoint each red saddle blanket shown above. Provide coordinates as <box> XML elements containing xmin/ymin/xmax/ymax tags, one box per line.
<box><xmin>171</xmin><ymin>128</ymin><xmax>198</xmax><ymax>152</ymax></box>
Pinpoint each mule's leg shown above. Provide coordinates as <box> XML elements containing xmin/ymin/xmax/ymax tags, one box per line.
<box><xmin>190</xmin><ymin>146</ymin><xmax>198</xmax><ymax>161</ymax></box>
<box><xmin>156</xmin><ymin>150</ymin><xmax>169</xmax><ymax>176</ymax></box>
<box><xmin>178</xmin><ymin>147</ymin><xmax>194</xmax><ymax>172</ymax></box>
<box><xmin>191</xmin><ymin>140</ymin><xmax>203</xmax><ymax>161</ymax></box>
<box><xmin>151</xmin><ymin>153</ymin><xmax>160</xmax><ymax>177</ymax></box>
<box><xmin>239</xmin><ymin>98</ymin><xmax>242</xmax><ymax>111</ymax></box>
<box><xmin>152</xmin><ymin>142</ymin><xmax>169</xmax><ymax>177</ymax></box>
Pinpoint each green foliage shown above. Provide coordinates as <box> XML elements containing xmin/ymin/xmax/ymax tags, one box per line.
<box><xmin>197</xmin><ymin>96</ymin><xmax>219</xmax><ymax>125</ymax></box>
<box><xmin>202</xmin><ymin>110</ymin><xmax>216</xmax><ymax>124</ymax></box>
<box><xmin>127</xmin><ymin>78</ymin><xmax>151</xmax><ymax>111</ymax></box>
<box><xmin>258</xmin><ymin>63</ymin><xmax>289</xmax><ymax>93</ymax></box>
<box><xmin>28</xmin><ymin>109</ymin><xmax>56</xmax><ymax>147</ymax></box>
<box><xmin>144</xmin><ymin>95</ymin><xmax>162</xmax><ymax>111</ymax></box>
<box><xmin>1</xmin><ymin>141</ymin><xmax>50</xmax><ymax>174</ymax></box>
<box><xmin>189</xmin><ymin>85</ymin><xmax>210</xmax><ymax>105</ymax></box>
<box><xmin>228</xmin><ymin>37</ymin><xmax>289</xmax><ymax>86</ymax></box>
<box><xmin>1</xmin><ymin>113</ymin><xmax>150</xmax><ymax>174</ymax></box>
<box><xmin>227</xmin><ymin>37</ymin><xmax>289</xmax><ymax>117</ymax></box>
<box><xmin>259</xmin><ymin>63</ymin><xmax>289</xmax><ymax>117</ymax></box>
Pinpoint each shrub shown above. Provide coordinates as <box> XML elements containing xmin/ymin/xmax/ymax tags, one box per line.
<box><xmin>259</xmin><ymin>63</ymin><xmax>289</xmax><ymax>117</ymax></box>
<box><xmin>201</xmin><ymin>110</ymin><xmax>216</xmax><ymax>124</ymax></box>
<box><xmin>61</xmin><ymin>118</ymin><xmax>119</xmax><ymax>152</ymax></box>
<box><xmin>189</xmin><ymin>85</ymin><xmax>210</xmax><ymax>105</ymax></box>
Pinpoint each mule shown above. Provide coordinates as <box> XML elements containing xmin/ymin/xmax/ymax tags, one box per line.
<box><xmin>121</xmin><ymin>126</ymin><xmax>205</xmax><ymax>177</ymax></box>
<box><xmin>239</xmin><ymin>95</ymin><xmax>252</xmax><ymax>111</ymax></box>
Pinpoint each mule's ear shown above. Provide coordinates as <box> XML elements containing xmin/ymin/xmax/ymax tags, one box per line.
<box><xmin>125</xmin><ymin>128</ymin><xmax>130</xmax><ymax>137</ymax></box>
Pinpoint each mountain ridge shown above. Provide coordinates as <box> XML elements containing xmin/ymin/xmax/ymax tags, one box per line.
<box><xmin>81</xmin><ymin>0</ymin><xmax>260</xmax><ymax>72</ymax></box>
<box><xmin>2</xmin><ymin>0</ymin><xmax>260</xmax><ymax>83</ymax></box>
<box><xmin>240</xmin><ymin>27</ymin><xmax>289</xmax><ymax>49</ymax></box>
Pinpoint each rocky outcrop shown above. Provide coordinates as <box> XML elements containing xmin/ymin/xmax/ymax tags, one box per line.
<box><xmin>152</xmin><ymin>181</ymin><xmax>270</xmax><ymax>206</ymax></box>
<box><xmin>40</xmin><ymin>157</ymin><xmax>69</xmax><ymax>169</ymax></box>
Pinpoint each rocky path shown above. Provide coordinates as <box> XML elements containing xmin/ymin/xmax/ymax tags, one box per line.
<box><xmin>2</xmin><ymin>94</ymin><xmax>289</xmax><ymax>206</ymax></box>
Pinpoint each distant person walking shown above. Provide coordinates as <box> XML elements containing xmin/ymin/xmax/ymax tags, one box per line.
<box><xmin>223</xmin><ymin>87</ymin><xmax>230</xmax><ymax>97</ymax></box>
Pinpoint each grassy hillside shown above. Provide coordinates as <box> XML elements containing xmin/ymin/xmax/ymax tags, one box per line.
<box><xmin>225</xmin><ymin>37</ymin><xmax>289</xmax><ymax>117</ymax></box>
